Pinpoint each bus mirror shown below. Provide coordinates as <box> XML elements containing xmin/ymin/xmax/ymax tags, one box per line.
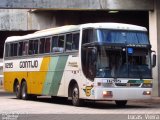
<box><xmin>152</xmin><ymin>54</ymin><xmax>156</xmax><ymax>68</ymax></box>
<box><xmin>151</xmin><ymin>51</ymin><xmax>156</xmax><ymax>68</ymax></box>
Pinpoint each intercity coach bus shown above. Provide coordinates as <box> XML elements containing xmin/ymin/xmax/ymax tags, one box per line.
<box><xmin>3</xmin><ymin>23</ymin><xmax>156</xmax><ymax>107</ymax></box>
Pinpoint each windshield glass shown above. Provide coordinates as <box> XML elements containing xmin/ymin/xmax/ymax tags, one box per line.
<box><xmin>96</xmin><ymin>46</ymin><xmax>152</xmax><ymax>79</ymax></box>
<box><xmin>97</xmin><ymin>29</ymin><xmax>149</xmax><ymax>44</ymax></box>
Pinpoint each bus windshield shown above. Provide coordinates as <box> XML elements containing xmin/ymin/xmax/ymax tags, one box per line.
<box><xmin>97</xmin><ymin>29</ymin><xmax>149</xmax><ymax>44</ymax></box>
<box><xmin>96</xmin><ymin>46</ymin><xmax>152</xmax><ymax>79</ymax></box>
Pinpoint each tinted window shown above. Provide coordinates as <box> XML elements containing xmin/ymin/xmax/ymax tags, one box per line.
<box><xmin>66</xmin><ymin>34</ymin><xmax>72</xmax><ymax>51</ymax></box>
<box><xmin>5</xmin><ymin>44</ymin><xmax>9</xmax><ymax>57</ymax></box>
<box><xmin>66</xmin><ymin>33</ymin><xmax>79</xmax><ymax>51</ymax></box>
<box><xmin>72</xmin><ymin>33</ymin><xmax>79</xmax><ymax>50</ymax></box>
<box><xmin>52</xmin><ymin>35</ymin><xmax>64</xmax><ymax>53</ymax></box>
<box><xmin>29</xmin><ymin>40</ymin><xmax>39</xmax><ymax>55</ymax></box>
<box><xmin>45</xmin><ymin>38</ymin><xmax>51</xmax><ymax>53</ymax></box>
<box><xmin>22</xmin><ymin>41</ymin><xmax>29</xmax><ymax>55</ymax></box>
<box><xmin>10</xmin><ymin>43</ymin><xmax>18</xmax><ymax>56</ymax></box>
<box><xmin>82</xmin><ymin>29</ymin><xmax>95</xmax><ymax>44</ymax></box>
<box><xmin>39</xmin><ymin>38</ymin><xmax>45</xmax><ymax>54</ymax></box>
<box><xmin>97</xmin><ymin>29</ymin><xmax>149</xmax><ymax>44</ymax></box>
<box><xmin>18</xmin><ymin>42</ymin><xmax>23</xmax><ymax>56</ymax></box>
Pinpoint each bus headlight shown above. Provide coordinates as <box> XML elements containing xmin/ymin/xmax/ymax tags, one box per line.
<box><xmin>142</xmin><ymin>83</ymin><xmax>152</xmax><ymax>88</ymax></box>
<box><xmin>103</xmin><ymin>91</ymin><xmax>113</xmax><ymax>97</ymax></box>
<box><xmin>143</xmin><ymin>91</ymin><xmax>151</xmax><ymax>95</ymax></box>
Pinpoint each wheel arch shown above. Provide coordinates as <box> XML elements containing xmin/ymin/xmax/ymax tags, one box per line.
<box><xmin>68</xmin><ymin>79</ymin><xmax>78</xmax><ymax>98</ymax></box>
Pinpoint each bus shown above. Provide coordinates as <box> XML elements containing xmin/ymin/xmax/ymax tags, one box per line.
<box><xmin>3</xmin><ymin>23</ymin><xmax>156</xmax><ymax>107</ymax></box>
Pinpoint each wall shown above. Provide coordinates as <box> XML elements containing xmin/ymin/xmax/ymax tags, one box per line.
<box><xmin>149</xmin><ymin>0</ymin><xmax>160</xmax><ymax>96</ymax></box>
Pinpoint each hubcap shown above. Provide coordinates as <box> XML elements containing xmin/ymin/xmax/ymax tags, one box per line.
<box><xmin>72</xmin><ymin>87</ymin><xmax>78</xmax><ymax>104</ymax></box>
<box><xmin>22</xmin><ymin>85</ymin><xmax>26</xmax><ymax>98</ymax></box>
<box><xmin>15</xmin><ymin>84</ymin><xmax>19</xmax><ymax>96</ymax></box>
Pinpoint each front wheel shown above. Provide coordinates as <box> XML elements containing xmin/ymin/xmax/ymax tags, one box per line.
<box><xmin>72</xmin><ymin>84</ymin><xmax>84</xmax><ymax>106</ymax></box>
<box><xmin>115</xmin><ymin>100</ymin><xmax>127</xmax><ymax>107</ymax></box>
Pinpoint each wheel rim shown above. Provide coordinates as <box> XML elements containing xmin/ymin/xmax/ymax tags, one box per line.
<box><xmin>22</xmin><ymin>84</ymin><xmax>26</xmax><ymax>98</ymax></box>
<box><xmin>72</xmin><ymin>87</ymin><xmax>79</xmax><ymax>104</ymax></box>
<box><xmin>15</xmin><ymin>84</ymin><xmax>19</xmax><ymax>96</ymax></box>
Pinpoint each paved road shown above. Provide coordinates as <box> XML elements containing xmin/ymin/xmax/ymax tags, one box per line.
<box><xmin>0</xmin><ymin>90</ymin><xmax>160</xmax><ymax>120</ymax></box>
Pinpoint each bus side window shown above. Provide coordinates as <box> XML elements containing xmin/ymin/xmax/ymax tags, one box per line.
<box><xmin>23</xmin><ymin>41</ymin><xmax>29</xmax><ymax>56</ymax></box>
<box><xmin>72</xmin><ymin>33</ymin><xmax>79</xmax><ymax>50</ymax></box>
<box><xmin>39</xmin><ymin>38</ymin><xmax>45</xmax><ymax>54</ymax></box>
<box><xmin>58</xmin><ymin>35</ymin><xmax>65</xmax><ymax>53</ymax></box>
<box><xmin>52</xmin><ymin>36</ymin><xmax>58</xmax><ymax>53</ymax></box>
<box><xmin>5</xmin><ymin>43</ymin><xmax>9</xmax><ymax>57</ymax></box>
<box><xmin>45</xmin><ymin>37</ymin><xmax>51</xmax><ymax>53</ymax></box>
<box><xmin>51</xmin><ymin>35</ymin><xmax>64</xmax><ymax>53</ymax></box>
<box><xmin>66</xmin><ymin>34</ymin><xmax>72</xmax><ymax>51</ymax></box>
<box><xmin>18</xmin><ymin>42</ymin><xmax>23</xmax><ymax>56</ymax></box>
<box><xmin>34</xmin><ymin>40</ymin><xmax>39</xmax><ymax>54</ymax></box>
<box><xmin>82</xmin><ymin>29</ymin><xmax>94</xmax><ymax>44</ymax></box>
<box><xmin>29</xmin><ymin>40</ymin><xmax>34</xmax><ymax>55</ymax></box>
<box><xmin>10</xmin><ymin>43</ymin><xmax>18</xmax><ymax>57</ymax></box>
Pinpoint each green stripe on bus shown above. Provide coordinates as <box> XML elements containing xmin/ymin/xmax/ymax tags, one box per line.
<box><xmin>128</xmin><ymin>80</ymin><xmax>144</xmax><ymax>83</ymax></box>
<box><xmin>42</xmin><ymin>57</ymin><xmax>59</xmax><ymax>95</ymax></box>
<box><xmin>42</xmin><ymin>56</ymin><xmax>68</xmax><ymax>96</ymax></box>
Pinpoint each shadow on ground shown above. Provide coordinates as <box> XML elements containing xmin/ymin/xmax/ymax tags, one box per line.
<box><xmin>9</xmin><ymin>96</ymin><xmax>155</xmax><ymax>109</ymax></box>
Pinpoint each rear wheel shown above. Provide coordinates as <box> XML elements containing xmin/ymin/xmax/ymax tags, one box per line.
<box><xmin>72</xmin><ymin>84</ymin><xmax>84</xmax><ymax>106</ymax></box>
<box><xmin>21</xmin><ymin>81</ymin><xmax>29</xmax><ymax>100</ymax></box>
<box><xmin>14</xmin><ymin>82</ymin><xmax>21</xmax><ymax>99</ymax></box>
<box><xmin>115</xmin><ymin>100</ymin><xmax>127</xmax><ymax>107</ymax></box>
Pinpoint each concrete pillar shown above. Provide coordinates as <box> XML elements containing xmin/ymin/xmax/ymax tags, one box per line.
<box><xmin>149</xmin><ymin>0</ymin><xmax>160</xmax><ymax>96</ymax></box>
<box><xmin>27</xmin><ymin>11</ymin><xmax>56</xmax><ymax>30</ymax></box>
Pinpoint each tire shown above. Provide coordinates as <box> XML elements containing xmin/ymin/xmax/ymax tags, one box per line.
<box><xmin>115</xmin><ymin>100</ymin><xmax>127</xmax><ymax>107</ymax></box>
<box><xmin>21</xmin><ymin>81</ymin><xmax>29</xmax><ymax>100</ymax></box>
<box><xmin>72</xmin><ymin>84</ymin><xmax>84</xmax><ymax>106</ymax></box>
<box><xmin>14</xmin><ymin>82</ymin><xmax>21</xmax><ymax>99</ymax></box>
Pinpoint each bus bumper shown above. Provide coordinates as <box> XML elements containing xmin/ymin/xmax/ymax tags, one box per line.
<box><xmin>95</xmin><ymin>88</ymin><xmax>152</xmax><ymax>100</ymax></box>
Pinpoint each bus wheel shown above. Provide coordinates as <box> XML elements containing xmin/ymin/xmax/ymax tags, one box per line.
<box><xmin>21</xmin><ymin>81</ymin><xmax>28</xmax><ymax>100</ymax></box>
<box><xmin>72</xmin><ymin>84</ymin><xmax>83</xmax><ymax>106</ymax></box>
<box><xmin>14</xmin><ymin>82</ymin><xmax>21</xmax><ymax>99</ymax></box>
<box><xmin>115</xmin><ymin>100</ymin><xmax>127</xmax><ymax>107</ymax></box>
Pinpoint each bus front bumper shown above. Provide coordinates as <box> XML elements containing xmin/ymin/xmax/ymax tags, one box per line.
<box><xmin>94</xmin><ymin>88</ymin><xmax>152</xmax><ymax>100</ymax></box>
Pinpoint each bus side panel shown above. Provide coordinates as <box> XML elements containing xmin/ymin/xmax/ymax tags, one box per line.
<box><xmin>42</xmin><ymin>55</ymin><xmax>69</xmax><ymax>96</ymax></box>
<box><xmin>28</xmin><ymin>57</ymin><xmax>50</xmax><ymax>95</ymax></box>
<box><xmin>4</xmin><ymin>72</ymin><xmax>27</xmax><ymax>92</ymax></box>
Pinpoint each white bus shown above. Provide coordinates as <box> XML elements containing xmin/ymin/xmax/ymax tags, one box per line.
<box><xmin>3</xmin><ymin>23</ymin><xmax>156</xmax><ymax>107</ymax></box>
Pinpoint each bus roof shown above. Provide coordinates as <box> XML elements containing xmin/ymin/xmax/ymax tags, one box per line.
<box><xmin>5</xmin><ymin>23</ymin><xmax>147</xmax><ymax>43</ymax></box>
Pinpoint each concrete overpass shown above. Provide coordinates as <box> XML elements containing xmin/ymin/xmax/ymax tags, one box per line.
<box><xmin>0</xmin><ymin>0</ymin><xmax>160</xmax><ymax>97</ymax></box>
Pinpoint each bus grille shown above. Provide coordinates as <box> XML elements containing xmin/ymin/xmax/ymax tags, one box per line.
<box><xmin>115</xmin><ymin>83</ymin><xmax>141</xmax><ymax>87</ymax></box>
